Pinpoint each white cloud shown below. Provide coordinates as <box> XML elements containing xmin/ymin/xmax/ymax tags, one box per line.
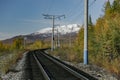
<box><xmin>0</xmin><ymin>32</ymin><xmax>14</xmax><ymax>40</ymax></box>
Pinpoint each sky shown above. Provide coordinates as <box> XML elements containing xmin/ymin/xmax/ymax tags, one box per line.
<box><xmin>0</xmin><ymin>0</ymin><xmax>114</xmax><ymax>40</ymax></box>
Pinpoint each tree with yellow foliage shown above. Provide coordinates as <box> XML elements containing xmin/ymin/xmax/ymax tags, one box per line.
<box><xmin>29</xmin><ymin>40</ymin><xmax>44</xmax><ymax>50</ymax></box>
<box><xmin>12</xmin><ymin>37</ymin><xmax>24</xmax><ymax>50</ymax></box>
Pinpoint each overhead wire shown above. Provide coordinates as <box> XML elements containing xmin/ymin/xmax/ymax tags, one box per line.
<box><xmin>65</xmin><ymin>0</ymin><xmax>84</xmax><ymax>24</ymax></box>
<box><xmin>44</xmin><ymin>0</ymin><xmax>97</xmax><ymax>26</ymax></box>
<box><xmin>65</xmin><ymin>0</ymin><xmax>83</xmax><ymax>18</ymax></box>
<box><xmin>45</xmin><ymin>0</ymin><xmax>55</xmax><ymax>14</ymax></box>
<box><xmin>56</xmin><ymin>0</ymin><xmax>84</xmax><ymax>25</ymax></box>
<box><xmin>43</xmin><ymin>0</ymin><xmax>84</xmax><ymax>25</ymax></box>
<box><xmin>89</xmin><ymin>0</ymin><xmax>97</xmax><ymax>24</ymax></box>
<box><xmin>89</xmin><ymin>0</ymin><xmax>96</xmax><ymax>8</ymax></box>
<box><xmin>70</xmin><ymin>0</ymin><xmax>96</xmax><ymax>24</ymax></box>
<box><xmin>68</xmin><ymin>0</ymin><xmax>84</xmax><ymax>24</ymax></box>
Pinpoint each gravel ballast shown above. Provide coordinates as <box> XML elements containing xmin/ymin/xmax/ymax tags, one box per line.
<box><xmin>76</xmin><ymin>63</ymin><xmax>118</xmax><ymax>80</ymax></box>
<box><xmin>54</xmin><ymin>55</ymin><xmax>118</xmax><ymax>80</ymax></box>
<box><xmin>1</xmin><ymin>52</ymin><xmax>27</xmax><ymax>80</ymax></box>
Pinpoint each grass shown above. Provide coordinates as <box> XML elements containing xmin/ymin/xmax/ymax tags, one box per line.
<box><xmin>0</xmin><ymin>50</ymin><xmax>25</xmax><ymax>75</ymax></box>
<box><xmin>48</xmin><ymin>47</ymin><xmax>82</xmax><ymax>64</ymax></box>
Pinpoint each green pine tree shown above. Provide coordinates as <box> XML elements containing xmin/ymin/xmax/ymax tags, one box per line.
<box><xmin>88</xmin><ymin>15</ymin><xmax>93</xmax><ymax>26</ymax></box>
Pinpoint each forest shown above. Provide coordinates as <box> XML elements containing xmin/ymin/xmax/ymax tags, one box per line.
<box><xmin>76</xmin><ymin>0</ymin><xmax>120</xmax><ymax>75</ymax></box>
<box><xmin>50</xmin><ymin>0</ymin><xmax>120</xmax><ymax>76</ymax></box>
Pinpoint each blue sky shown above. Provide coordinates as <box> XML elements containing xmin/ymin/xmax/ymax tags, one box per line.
<box><xmin>0</xmin><ymin>0</ymin><xmax>113</xmax><ymax>40</ymax></box>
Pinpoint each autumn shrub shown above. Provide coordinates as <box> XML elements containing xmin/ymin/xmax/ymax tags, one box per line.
<box><xmin>0</xmin><ymin>50</ymin><xmax>24</xmax><ymax>75</ymax></box>
<box><xmin>28</xmin><ymin>40</ymin><xmax>44</xmax><ymax>50</ymax></box>
<box><xmin>0</xmin><ymin>37</ymin><xmax>25</xmax><ymax>76</ymax></box>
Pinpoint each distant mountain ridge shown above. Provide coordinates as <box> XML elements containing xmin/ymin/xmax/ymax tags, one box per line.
<box><xmin>2</xmin><ymin>24</ymin><xmax>81</xmax><ymax>44</ymax></box>
<box><xmin>32</xmin><ymin>24</ymin><xmax>81</xmax><ymax>35</ymax></box>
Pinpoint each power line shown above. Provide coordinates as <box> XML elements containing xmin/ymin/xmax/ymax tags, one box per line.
<box><xmin>89</xmin><ymin>0</ymin><xmax>96</xmax><ymax>8</ymax></box>
<box><xmin>72</xmin><ymin>0</ymin><xmax>96</xmax><ymax>22</ymax></box>
<box><xmin>89</xmin><ymin>0</ymin><xmax>97</xmax><ymax>22</ymax></box>
<box><xmin>69</xmin><ymin>8</ymin><xmax>84</xmax><ymax>24</ymax></box>
<box><xmin>66</xmin><ymin>0</ymin><xmax>83</xmax><ymax>18</ymax></box>
<box><xmin>43</xmin><ymin>14</ymin><xmax>65</xmax><ymax>51</ymax></box>
<box><xmin>48</xmin><ymin>0</ymin><xmax>54</xmax><ymax>12</ymax></box>
<box><xmin>62</xmin><ymin>0</ymin><xmax>84</xmax><ymax>25</ymax></box>
<box><xmin>70</xmin><ymin>0</ymin><xmax>97</xmax><ymax>24</ymax></box>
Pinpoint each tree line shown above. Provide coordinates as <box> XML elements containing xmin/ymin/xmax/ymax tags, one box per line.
<box><xmin>75</xmin><ymin>0</ymin><xmax>120</xmax><ymax>75</ymax></box>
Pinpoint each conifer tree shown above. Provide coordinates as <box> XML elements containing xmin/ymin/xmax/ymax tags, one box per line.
<box><xmin>88</xmin><ymin>15</ymin><xmax>93</xmax><ymax>26</ymax></box>
<box><xmin>112</xmin><ymin>0</ymin><xmax>120</xmax><ymax>13</ymax></box>
<box><xmin>104</xmin><ymin>0</ymin><xmax>111</xmax><ymax>17</ymax></box>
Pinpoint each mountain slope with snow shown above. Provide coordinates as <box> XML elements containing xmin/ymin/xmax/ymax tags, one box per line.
<box><xmin>34</xmin><ymin>24</ymin><xmax>81</xmax><ymax>35</ymax></box>
<box><xmin>2</xmin><ymin>24</ymin><xmax>81</xmax><ymax>44</ymax></box>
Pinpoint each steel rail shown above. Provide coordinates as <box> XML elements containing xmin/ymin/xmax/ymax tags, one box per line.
<box><xmin>41</xmin><ymin>51</ymin><xmax>89</xmax><ymax>80</ymax></box>
<box><xmin>33</xmin><ymin>53</ymin><xmax>50</xmax><ymax>80</ymax></box>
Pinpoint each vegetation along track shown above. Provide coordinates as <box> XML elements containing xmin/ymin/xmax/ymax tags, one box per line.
<box><xmin>24</xmin><ymin>49</ymin><xmax>97</xmax><ymax>80</ymax></box>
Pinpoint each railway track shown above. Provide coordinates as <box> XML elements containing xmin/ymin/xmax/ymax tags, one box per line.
<box><xmin>24</xmin><ymin>49</ymin><xmax>97</xmax><ymax>80</ymax></box>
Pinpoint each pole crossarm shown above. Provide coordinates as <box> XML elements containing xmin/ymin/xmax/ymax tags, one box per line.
<box><xmin>43</xmin><ymin>14</ymin><xmax>65</xmax><ymax>51</ymax></box>
<box><xmin>43</xmin><ymin>14</ymin><xmax>65</xmax><ymax>20</ymax></box>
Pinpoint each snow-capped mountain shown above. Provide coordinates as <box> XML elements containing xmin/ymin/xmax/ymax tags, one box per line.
<box><xmin>33</xmin><ymin>24</ymin><xmax>81</xmax><ymax>35</ymax></box>
<box><xmin>2</xmin><ymin>24</ymin><xmax>81</xmax><ymax>44</ymax></box>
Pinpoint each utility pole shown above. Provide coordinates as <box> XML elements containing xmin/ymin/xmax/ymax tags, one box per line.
<box><xmin>56</xmin><ymin>24</ymin><xmax>60</xmax><ymax>48</ymax></box>
<box><xmin>56</xmin><ymin>26</ymin><xmax>60</xmax><ymax>48</ymax></box>
<box><xmin>69</xmin><ymin>26</ymin><xmax>73</xmax><ymax>48</ymax></box>
<box><xmin>43</xmin><ymin>14</ymin><xmax>65</xmax><ymax>51</ymax></box>
<box><xmin>52</xmin><ymin>16</ymin><xmax>55</xmax><ymax>50</ymax></box>
<box><xmin>55</xmin><ymin>24</ymin><xmax>60</xmax><ymax>48</ymax></box>
<box><xmin>24</xmin><ymin>37</ymin><xmax>27</xmax><ymax>49</ymax></box>
<box><xmin>84</xmin><ymin>0</ymin><xmax>88</xmax><ymax>65</ymax></box>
